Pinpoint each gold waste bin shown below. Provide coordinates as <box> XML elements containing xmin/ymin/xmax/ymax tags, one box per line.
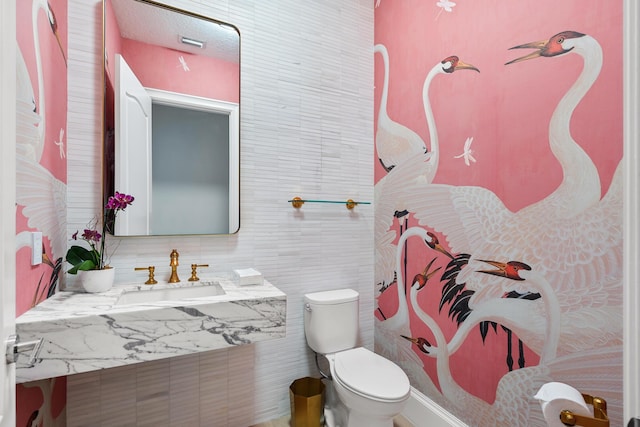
<box><xmin>289</xmin><ymin>377</ymin><xmax>325</xmax><ymax>427</ymax></box>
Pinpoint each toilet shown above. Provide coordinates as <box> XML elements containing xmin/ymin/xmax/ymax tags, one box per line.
<box><xmin>303</xmin><ymin>289</ymin><xmax>410</xmax><ymax>427</ymax></box>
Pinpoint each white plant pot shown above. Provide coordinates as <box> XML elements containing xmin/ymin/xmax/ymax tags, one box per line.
<box><xmin>79</xmin><ymin>267</ymin><xmax>115</xmax><ymax>293</ymax></box>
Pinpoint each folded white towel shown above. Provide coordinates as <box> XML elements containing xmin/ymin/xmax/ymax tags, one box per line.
<box><xmin>233</xmin><ymin>268</ymin><xmax>263</xmax><ymax>286</ymax></box>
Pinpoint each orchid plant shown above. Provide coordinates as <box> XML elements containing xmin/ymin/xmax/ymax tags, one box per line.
<box><xmin>65</xmin><ymin>192</ymin><xmax>134</xmax><ymax>273</ymax></box>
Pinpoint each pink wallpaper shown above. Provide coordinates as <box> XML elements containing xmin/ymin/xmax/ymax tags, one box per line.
<box><xmin>16</xmin><ymin>0</ymin><xmax>68</xmax><ymax>314</ymax></box>
<box><xmin>121</xmin><ymin>38</ymin><xmax>239</xmax><ymax>103</ymax></box>
<box><xmin>374</xmin><ymin>1</ymin><xmax>622</xmax><ymax>426</ymax></box>
<box><xmin>16</xmin><ymin>0</ymin><xmax>69</xmax><ymax>424</ymax></box>
<box><xmin>104</xmin><ymin>2</ymin><xmax>239</xmax><ymax>140</ymax></box>
<box><xmin>104</xmin><ymin>0</ymin><xmax>122</xmax><ymax>86</ymax></box>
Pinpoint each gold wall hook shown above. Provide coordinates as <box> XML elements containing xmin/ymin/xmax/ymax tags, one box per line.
<box><xmin>134</xmin><ymin>266</ymin><xmax>158</xmax><ymax>285</ymax></box>
<box><xmin>189</xmin><ymin>264</ymin><xmax>209</xmax><ymax>282</ymax></box>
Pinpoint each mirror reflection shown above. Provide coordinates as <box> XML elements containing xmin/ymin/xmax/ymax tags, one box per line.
<box><xmin>104</xmin><ymin>0</ymin><xmax>240</xmax><ymax>236</ymax></box>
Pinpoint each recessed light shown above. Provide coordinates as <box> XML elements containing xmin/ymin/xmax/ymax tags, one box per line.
<box><xmin>180</xmin><ymin>36</ymin><xmax>205</xmax><ymax>49</ymax></box>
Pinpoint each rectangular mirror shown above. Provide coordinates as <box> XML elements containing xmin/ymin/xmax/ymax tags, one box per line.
<box><xmin>104</xmin><ymin>0</ymin><xmax>240</xmax><ymax>236</ymax></box>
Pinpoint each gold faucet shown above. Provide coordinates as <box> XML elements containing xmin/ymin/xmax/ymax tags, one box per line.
<box><xmin>169</xmin><ymin>249</ymin><xmax>180</xmax><ymax>283</ymax></box>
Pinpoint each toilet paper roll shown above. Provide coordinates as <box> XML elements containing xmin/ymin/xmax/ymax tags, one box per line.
<box><xmin>534</xmin><ymin>382</ymin><xmax>591</xmax><ymax>427</ymax></box>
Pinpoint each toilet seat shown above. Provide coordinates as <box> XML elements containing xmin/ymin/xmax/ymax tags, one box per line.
<box><xmin>332</xmin><ymin>347</ymin><xmax>410</xmax><ymax>402</ymax></box>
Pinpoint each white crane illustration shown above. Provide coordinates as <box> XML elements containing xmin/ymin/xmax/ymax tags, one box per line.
<box><xmin>399</xmin><ymin>31</ymin><xmax>622</xmax><ymax>358</ymax></box>
<box><xmin>405</xmin><ymin>263</ymin><xmax>622</xmax><ymax>426</ymax></box>
<box><xmin>406</xmin><ymin>270</ymin><xmax>552</xmax><ymax>425</ymax></box>
<box><xmin>420</xmin><ymin>56</ymin><xmax>478</xmax><ymax>183</ymax></box>
<box><xmin>374</xmin><ymin>51</ymin><xmax>479</xmax><ymax>290</ymax></box>
<box><xmin>374</xmin><ymin>44</ymin><xmax>427</xmax><ymax>173</ymax></box>
<box><xmin>375</xmin><ymin>227</ymin><xmax>436</xmax><ymax>368</ymax></box>
<box><xmin>16</xmin><ymin>0</ymin><xmax>67</xmax><ymax>261</ymax></box>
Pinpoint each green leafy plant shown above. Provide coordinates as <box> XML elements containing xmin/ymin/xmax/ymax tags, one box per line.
<box><xmin>65</xmin><ymin>192</ymin><xmax>134</xmax><ymax>273</ymax></box>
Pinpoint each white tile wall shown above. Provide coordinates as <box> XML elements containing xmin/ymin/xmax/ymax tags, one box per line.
<box><xmin>65</xmin><ymin>0</ymin><xmax>374</xmax><ymax>425</ymax></box>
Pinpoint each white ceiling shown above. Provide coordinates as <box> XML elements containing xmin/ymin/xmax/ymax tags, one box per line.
<box><xmin>110</xmin><ymin>0</ymin><xmax>239</xmax><ymax>63</ymax></box>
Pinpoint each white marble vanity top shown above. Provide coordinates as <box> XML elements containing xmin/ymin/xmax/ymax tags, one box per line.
<box><xmin>18</xmin><ymin>278</ymin><xmax>284</xmax><ymax>322</ymax></box>
<box><xmin>16</xmin><ymin>277</ymin><xmax>286</xmax><ymax>383</ymax></box>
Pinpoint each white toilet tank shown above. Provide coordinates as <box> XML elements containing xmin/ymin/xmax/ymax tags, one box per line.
<box><xmin>304</xmin><ymin>289</ymin><xmax>359</xmax><ymax>354</ymax></box>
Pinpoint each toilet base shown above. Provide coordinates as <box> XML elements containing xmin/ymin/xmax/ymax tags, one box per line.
<box><xmin>323</xmin><ymin>377</ymin><xmax>403</xmax><ymax>427</ymax></box>
<box><xmin>324</xmin><ymin>406</ymin><xmax>395</xmax><ymax>427</ymax></box>
<box><xmin>324</xmin><ymin>379</ymin><xmax>348</xmax><ymax>427</ymax></box>
<box><xmin>346</xmin><ymin>410</ymin><xmax>395</xmax><ymax>427</ymax></box>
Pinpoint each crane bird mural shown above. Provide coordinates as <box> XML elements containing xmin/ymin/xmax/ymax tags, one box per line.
<box><xmin>373</xmin><ymin>2</ymin><xmax>623</xmax><ymax>426</ymax></box>
<box><xmin>16</xmin><ymin>0</ymin><xmax>68</xmax><ymax>425</ymax></box>
<box><xmin>16</xmin><ymin>0</ymin><xmax>68</xmax><ymax>309</ymax></box>
<box><xmin>374</xmin><ymin>51</ymin><xmax>479</xmax><ymax>305</ymax></box>
<box><xmin>402</xmin><ymin>260</ymin><xmax>621</xmax><ymax>426</ymax></box>
<box><xmin>374</xmin><ymin>52</ymin><xmax>479</xmax><ymax>379</ymax></box>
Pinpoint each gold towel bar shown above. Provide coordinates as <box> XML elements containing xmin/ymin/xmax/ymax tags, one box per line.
<box><xmin>288</xmin><ymin>196</ymin><xmax>371</xmax><ymax>210</ymax></box>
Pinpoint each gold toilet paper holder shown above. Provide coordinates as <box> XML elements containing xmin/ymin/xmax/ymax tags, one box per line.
<box><xmin>559</xmin><ymin>393</ymin><xmax>609</xmax><ymax>427</ymax></box>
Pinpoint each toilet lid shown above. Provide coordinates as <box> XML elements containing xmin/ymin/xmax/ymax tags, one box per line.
<box><xmin>334</xmin><ymin>348</ymin><xmax>410</xmax><ymax>401</ymax></box>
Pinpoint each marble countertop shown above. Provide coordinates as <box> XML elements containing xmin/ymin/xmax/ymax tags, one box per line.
<box><xmin>16</xmin><ymin>277</ymin><xmax>286</xmax><ymax>383</ymax></box>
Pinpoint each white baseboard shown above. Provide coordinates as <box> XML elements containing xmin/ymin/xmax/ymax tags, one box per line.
<box><xmin>402</xmin><ymin>387</ymin><xmax>467</xmax><ymax>427</ymax></box>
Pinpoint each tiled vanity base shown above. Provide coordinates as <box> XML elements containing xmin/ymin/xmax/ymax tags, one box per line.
<box><xmin>16</xmin><ymin>279</ymin><xmax>286</xmax><ymax>383</ymax></box>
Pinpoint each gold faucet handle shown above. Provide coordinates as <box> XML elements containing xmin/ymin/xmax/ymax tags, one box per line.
<box><xmin>135</xmin><ymin>266</ymin><xmax>158</xmax><ymax>285</ymax></box>
<box><xmin>189</xmin><ymin>264</ymin><xmax>209</xmax><ymax>282</ymax></box>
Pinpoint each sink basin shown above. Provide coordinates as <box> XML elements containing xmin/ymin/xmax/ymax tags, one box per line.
<box><xmin>116</xmin><ymin>283</ymin><xmax>225</xmax><ymax>305</ymax></box>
